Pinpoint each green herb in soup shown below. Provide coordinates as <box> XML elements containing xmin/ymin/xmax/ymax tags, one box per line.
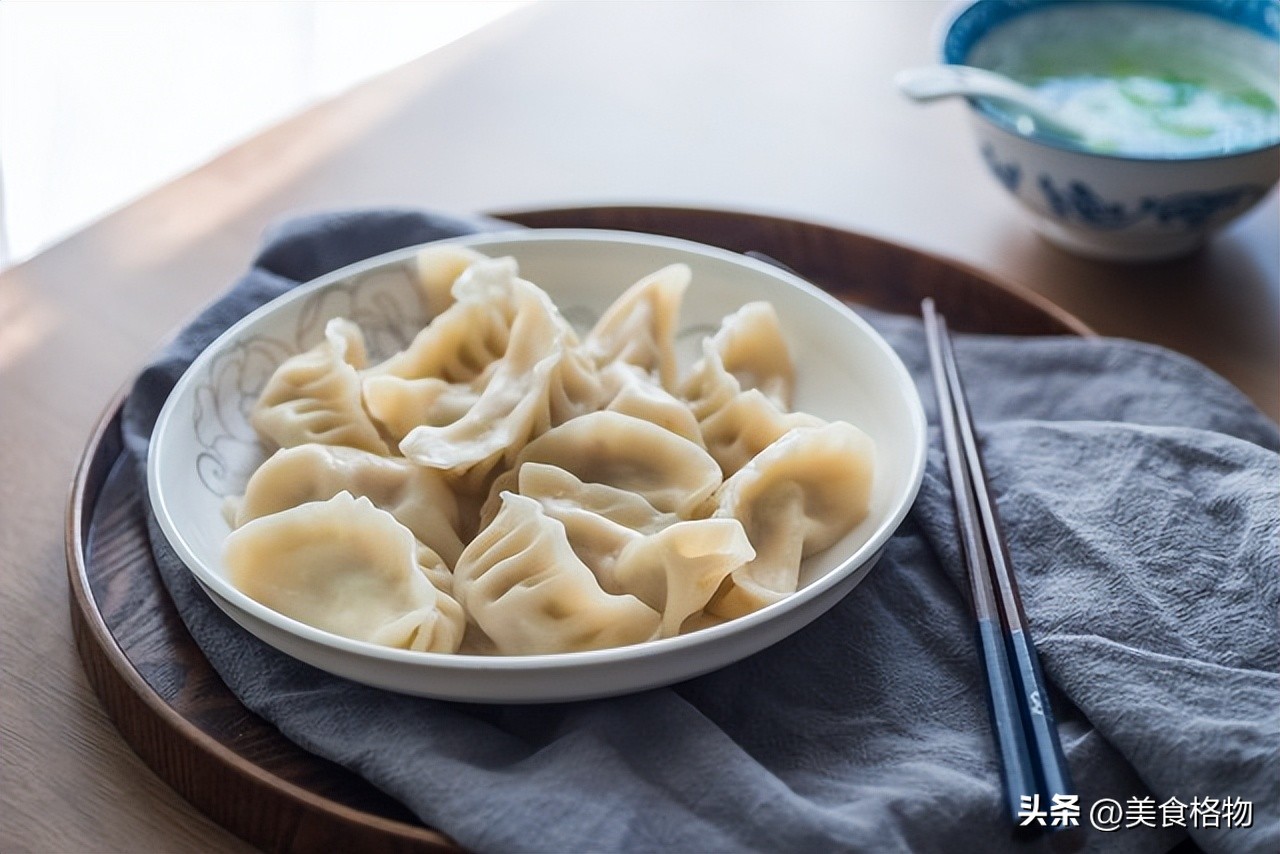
<box><xmin>969</xmin><ymin>4</ymin><xmax>1280</xmax><ymax>156</ymax></box>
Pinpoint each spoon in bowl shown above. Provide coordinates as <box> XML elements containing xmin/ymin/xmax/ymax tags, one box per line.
<box><xmin>896</xmin><ymin>64</ymin><xmax>1088</xmax><ymax>142</ymax></box>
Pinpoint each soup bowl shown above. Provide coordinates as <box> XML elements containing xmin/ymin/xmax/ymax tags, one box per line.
<box><xmin>941</xmin><ymin>0</ymin><xmax>1280</xmax><ymax>262</ymax></box>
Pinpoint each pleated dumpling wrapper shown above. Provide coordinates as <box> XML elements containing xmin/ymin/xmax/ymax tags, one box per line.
<box><xmin>228</xmin><ymin>444</ymin><xmax>466</xmax><ymax>569</ymax></box>
<box><xmin>396</xmin><ymin>258</ymin><xmax>602</xmax><ymax>488</ymax></box>
<box><xmin>517</xmin><ymin>463</ymin><xmax>755</xmax><ymax>638</ymax></box>
<box><xmin>363</xmin><ymin>253</ymin><xmax>530</xmax><ymax>444</ymax></box>
<box><xmin>454</xmin><ymin>492</ymin><xmax>662</xmax><ymax>655</ymax></box>
<box><xmin>704</xmin><ymin>301</ymin><xmax>795</xmax><ymax>410</ymax></box>
<box><xmin>707</xmin><ymin>421</ymin><xmax>876</xmax><ymax>620</ymax></box>
<box><xmin>681</xmin><ymin>327</ymin><xmax>822</xmax><ymax>479</ymax></box>
<box><xmin>224</xmin><ymin>491</ymin><xmax>465</xmax><ymax>653</ymax></box>
<box><xmin>480</xmin><ymin>410</ymin><xmax>724</xmax><ymax>527</ymax></box>
<box><xmin>251</xmin><ymin>318</ymin><xmax>390</xmax><ymax>455</ymax></box>
<box><xmin>583</xmin><ymin>263</ymin><xmax>689</xmax><ymax>391</ymax></box>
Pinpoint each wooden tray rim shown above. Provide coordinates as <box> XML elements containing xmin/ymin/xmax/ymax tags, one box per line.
<box><xmin>66</xmin><ymin>388</ymin><xmax>454</xmax><ymax>850</ymax></box>
<box><xmin>493</xmin><ymin>204</ymin><xmax>1097</xmax><ymax>339</ymax></box>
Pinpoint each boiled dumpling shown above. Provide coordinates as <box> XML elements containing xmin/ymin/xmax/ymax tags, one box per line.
<box><xmin>707</xmin><ymin>421</ymin><xmax>875</xmax><ymax>620</ymax></box>
<box><xmin>611</xmin><ymin>518</ymin><xmax>755</xmax><ymax>637</ymax></box>
<box><xmin>230</xmin><ymin>444</ymin><xmax>465</xmax><ymax>568</ymax></box>
<box><xmin>454</xmin><ymin>492</ymin><xmax>661</xmax><ymax>654</ymax></box>
<box><xmin>224</xmin><ymin>492</ymin><xmax>465</xmax><ymax>652</ymax></box>
<box><xmin>599</xmin><ymin>362</ymin><xmax>704</xmax><ymax>445</ymax></box>
<box><xmin>481</xmin><ymin>410</ymin><xmax>723</xmax><ymax>524</ymax></box>
<box><xmin>413</xmin><ymin>243</ymin><xmax>489</xmax><ymax>321</ymax></box>
<box><xmin>372</xmin><ymin>256</ymin><xmax>520</xmax><ymax>383</ymax></box>
<box><xmin>681</xmin><ymin>338</ymin><xmax>822</xmax><ymax>478</ymax></box>
<box><xmin>515</xmin><ymin>463</ymin><xmax>754</xmax><ymax>638</ymax></box>
<box><xmin>251</xmin><ymin>318</ymin><xmax>390</xmax><ymax>455</ymax></box>
<box><xmin>538</xmin><ymin>410</ymin><xmax>721</xmax><ymax>518</ymax></box>
<box><xmin>517</xmin><ymin>462</ymin><xmax>672</xmax><ymax>572</ymax></box>
<box><xmin>699</xmin><ymin>389</ymin><xmax>824</xmax><ymax>479</ymax></box>
<box><xmin>584</xmin><ymin>263</ymin><xmax>688</xmax><ymax>390</ymax></box>
<box><xmin>398</xmin><ymin>260</ymin><xmax>590</xmax><ymax>485</ymax></box>
<box><xmin>546</xmin><ymin>343</ymin><xmax>606</xmax><ymax>426</ymax></box>
<box><xmin>518</xmin><ymin>462</ymin><xmax>679</xmax><ymax>537</ymax></box>
<box><xmin>514</xmin><ymin>463</ymin><xmax>670</xmax><ymax>605</ymax></box>
<box><xmin>362</xmin><ymin>371</ymin><xmax>490</xmax><ymax>444</ymax></box>
<box><xmin>362</xmin><ymin>257</ymin><xmax>524</xmax><ymax>442</ymax></box>
<box><xmin>362</xmin><ymin>255</ymin><xmax>601</xmax><ymax>447</ymax></box>
<box><xmin>709</xmin><ymin>301</ymin><xmax>794</xmax><ymax>409</ymax></box>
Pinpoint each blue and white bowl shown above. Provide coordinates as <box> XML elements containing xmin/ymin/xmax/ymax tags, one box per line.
<box><xmin>942</xmin><ymin>0</ymin><xmax>1280</xmax><ymax>262</ymax></box>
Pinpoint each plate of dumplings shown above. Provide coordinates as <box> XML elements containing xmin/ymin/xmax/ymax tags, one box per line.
<box><xmin>148</xmin><ymin>229</ymin><xmax>927</xmax><ymax>702</ymax></box>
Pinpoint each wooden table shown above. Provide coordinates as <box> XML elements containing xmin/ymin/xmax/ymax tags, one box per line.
<box><xmin>1</xmin><ymin>3</ymin><xmax>1275</xmax><ymax>851</ymax></box>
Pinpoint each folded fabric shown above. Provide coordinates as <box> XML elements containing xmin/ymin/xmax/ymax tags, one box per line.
<box><xmin>121</xmin><ymin>209</ymin><xmax>1280</xmax><ymax>854</ymax></box>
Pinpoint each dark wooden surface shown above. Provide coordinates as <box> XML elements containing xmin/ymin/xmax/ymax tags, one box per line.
<box><xmin>65</xmin><ymin>208</ymin><xmax>1090</xmax><ymax>854</ymax></box>
<box><xmin>71</xmin><ymin>427</ymin><xmax>455</xmax><ymax>853</ymax></box>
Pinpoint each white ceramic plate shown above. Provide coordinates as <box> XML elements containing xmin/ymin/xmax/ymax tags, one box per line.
<box><xmin>148</xmin><ymin>229</ymin><xmax>927</xmax><ymax>703</ymax></box>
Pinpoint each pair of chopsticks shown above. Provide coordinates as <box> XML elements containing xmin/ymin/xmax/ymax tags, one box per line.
<box><xmin>922</xmin><ymin>299</ymin><xmax>1074</xmax><ymax>830</ymax></box>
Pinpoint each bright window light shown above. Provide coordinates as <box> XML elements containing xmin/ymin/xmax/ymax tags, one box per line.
<box><xmin>0</xmin><ymin>1</ymin><xmax>526</xmax><ymax>267</ymax></box>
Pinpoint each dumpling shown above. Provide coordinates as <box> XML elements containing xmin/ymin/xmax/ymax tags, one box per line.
<box><xmin>517</xmin><ymin>463</ymin><xmax>661</xmax><ymax>559</ymax></box>
<box><xmin>224</xmin><ymin>492</ymin><xmax>465</xmax><ymax>653</ymax></box>
<box><xmin>707</xmin><ymin>421</ymin><xmax>875</xmax><ymax>620</ymax></box>
<box><xmin>362</xmin><ymin>370</ymin><xmax>490</xmax><ymax>444</ymax></box>
<box><xmin>230</xmin><ymin>444</ymin><xmax>465</xmax><ymax>568</ymax></box>
<box><xmin>681</xmin><ymin>339</ymin><xmax>822</xmax><ymax>478</ymax></box>
<box><xmin>543</xmin><ymin>410</ymin><xmax>719</xmax><ymax>519</ymax></box>
<box><xmin>708</xmin><ymin>301</ymin><xmax>795</xmax><ymax>409</ymax></box>
<box><xmin>413</xmin><ymin>243</ymin><xmax>488</xmax><ymax>321</ymax></box>
<box><xmin>584</xmin><ymin>263</ymin><xmax>689</xmax><ymax>390</ymax></box>
<box><xmin>513</xmin><ymin>463</ymin><xmax>672</xmax><ymax>590</ymax></box>
<box><xmin>515</xmin><ymin>464</ymin><xmax>754</xmax><ymax>638</ymax></box>
<box><xmin>518</xmin><ymin>462</ymin><xmax>678</xmax><ymax>537</ymax></box>
<box><xmin>698</xmin><ymin>389</ymin><xmax>824</xmax><ymax>478</ymax></box>
<box><xmin>599</xmin><ymin>362</ymin><xmax>703</xmax><ymax>445</ymax></box>
<box><xmin>362</xmin><ymin>255</ymin><xmax>602</xmax><ymax>451</ymax></box>
<box><xmin>480</xmin><ymin>410</ymin><xmax>723</xmax><ymax>524</ymax></box>
<box><xmin>398</xmin><ymin>264</ymin><xmax>587</xmax><ymax>485</ymax></box>
<box><xmin>361</xmin><ymin>257</ymin><xmax>523</xmax><ymax>442</ymax></box>
<box><xmin>372</xmin><ymin>256</ymin><xmax>520</xmax><ymax>383</ymax></box>
<box><xmin>251</xmin><ymin>318</ymin><xmax>390</xmax><ymax>454</ymax></box>
<box><xmin>454</xmin><ymin>492</ymin><xmax>661</xmax><ymax>654</ymax></box>
<box><xmin>611</xmin><ymin>518</ymin><xmax>755</xmax><ymax>638</ymax></box>
<box><xmin>546</xmin><ymin>342</ymin><xmax>606</xmax><ymax>426</ymax></box>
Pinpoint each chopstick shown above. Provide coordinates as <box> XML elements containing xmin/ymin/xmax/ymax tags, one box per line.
<box><xmin>922</xmin><ymin>299</ymin><xmax>1075</xmax><ymax>830</ymax></box>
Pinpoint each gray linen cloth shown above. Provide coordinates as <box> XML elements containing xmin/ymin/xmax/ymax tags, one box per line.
<box><xmin>120</xmin><ymin>210</ymin><xmax>1280</xmax><ymax>854</ymax></box>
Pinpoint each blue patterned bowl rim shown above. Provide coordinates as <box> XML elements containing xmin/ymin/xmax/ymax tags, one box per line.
<box><xmin>939</xmin><ymin>0</ymin><xmax>1280</xmax><ymax>162</ymax></box>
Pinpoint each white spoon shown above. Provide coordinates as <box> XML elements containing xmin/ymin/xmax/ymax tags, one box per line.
<box><xmin>896</xmin><ymin>64</ymin><xmax>1088</xmax><ymax>141</ymax></box>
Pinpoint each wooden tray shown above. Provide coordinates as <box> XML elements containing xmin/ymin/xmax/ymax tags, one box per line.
<box><xmin>67</xmin><ymin>206</ymin><xmax>1091</xmax><ymax>854</ymax></box>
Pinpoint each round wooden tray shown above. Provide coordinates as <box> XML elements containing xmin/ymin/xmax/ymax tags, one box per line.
<box><xmin>66</xmin><ymin>206</ymin><xmax>1091</xmax><ymax>854</ymax></box>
